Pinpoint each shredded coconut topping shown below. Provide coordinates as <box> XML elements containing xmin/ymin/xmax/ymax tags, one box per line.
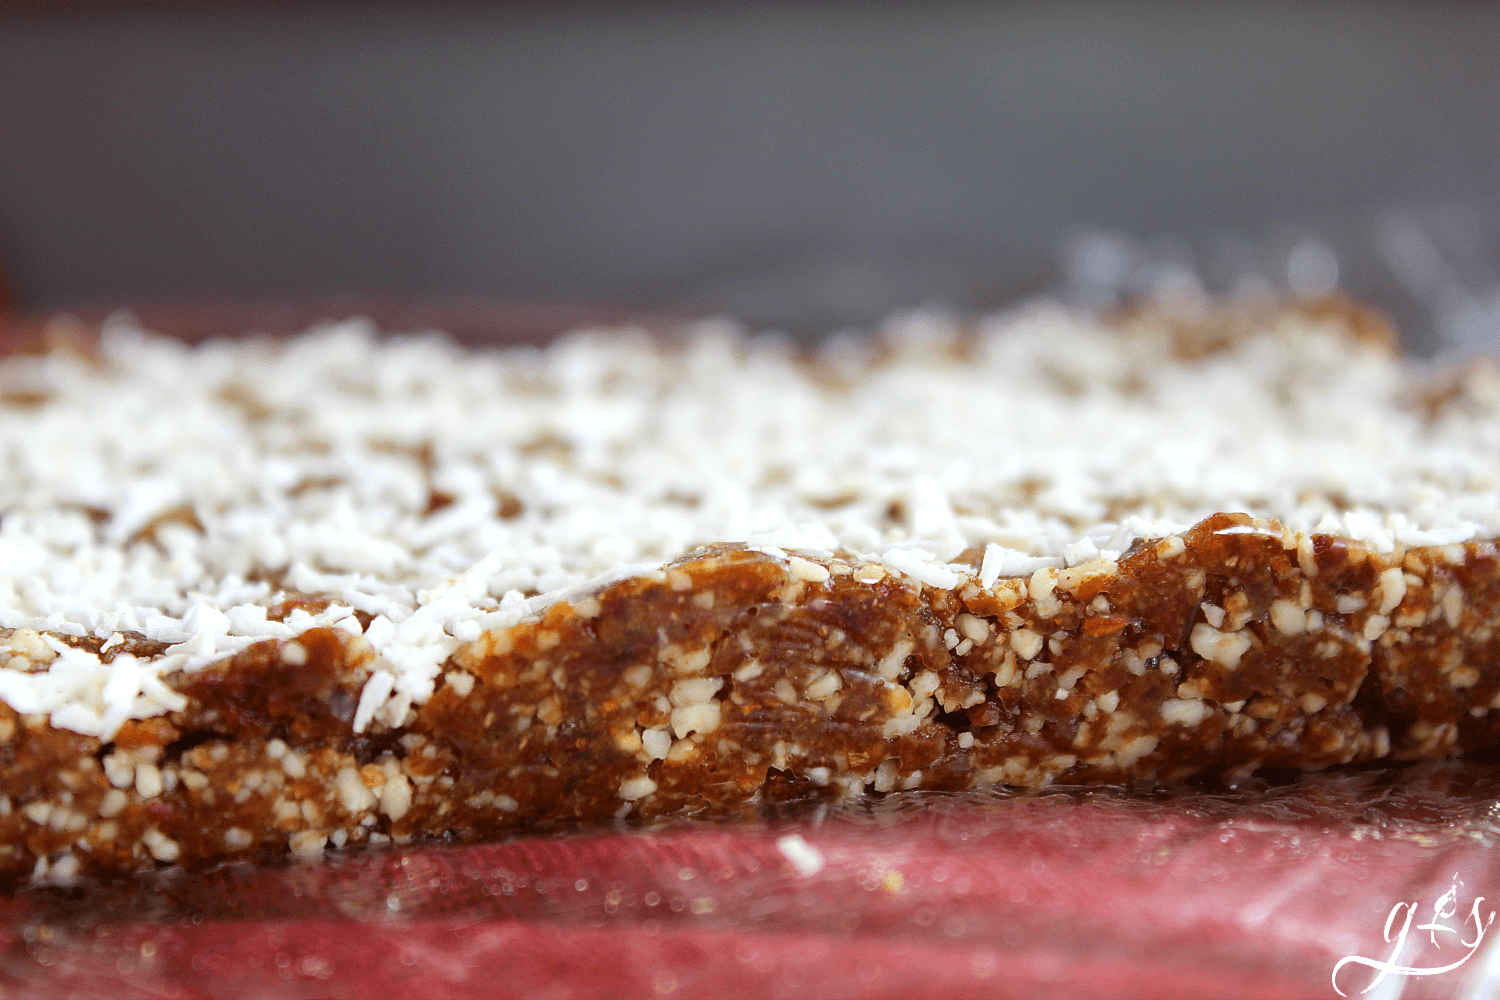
<box><xmin>1</xmin><ymin>304</ymin><xmax>1497</xmax><ymax>737</ymax></box>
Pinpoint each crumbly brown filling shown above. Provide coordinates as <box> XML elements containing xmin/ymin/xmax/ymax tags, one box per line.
<box><xmin>3</xmin><ymin>511</ymin><xmax>1499</xmax><ymax>887</ymax></box>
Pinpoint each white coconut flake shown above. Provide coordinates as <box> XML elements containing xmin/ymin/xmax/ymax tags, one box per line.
<box><xmin>775</xmin><ymin>833</ymin><xmax>826</xmax><ymax>877</ymax></box>
<box><xmin>877</xmin><ymin>549</ymin><xmax>963</xmax><ymax>590</ymax></box>
<box><xmin>351</xmin><ymin>671</ymin><xmax>395</xmax><ymax>735</ymax></box>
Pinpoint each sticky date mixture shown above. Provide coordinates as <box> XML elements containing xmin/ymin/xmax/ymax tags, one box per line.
<box><xmin>1</xmin><ymin>298</ymin><xmax>1499</xmax><ymax>885</ymax></box>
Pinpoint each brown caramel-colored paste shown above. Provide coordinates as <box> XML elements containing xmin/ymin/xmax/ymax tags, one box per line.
<box><xmin>1</xmin><ymin>511</ymin><xmax>1499</xmax><ymax>886</ymax></box>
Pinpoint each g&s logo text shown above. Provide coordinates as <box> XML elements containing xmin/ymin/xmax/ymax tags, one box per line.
<box><xmin>1332</xmin><ymin>879</ymin><xmax>1496</xmax><ymax>996</ymax></box>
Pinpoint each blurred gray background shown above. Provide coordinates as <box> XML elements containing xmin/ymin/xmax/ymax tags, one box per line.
<box><xmin>3</xmin><ymin>1</ymin><xmax>1500</xmax><ymax>350</ymax></box>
